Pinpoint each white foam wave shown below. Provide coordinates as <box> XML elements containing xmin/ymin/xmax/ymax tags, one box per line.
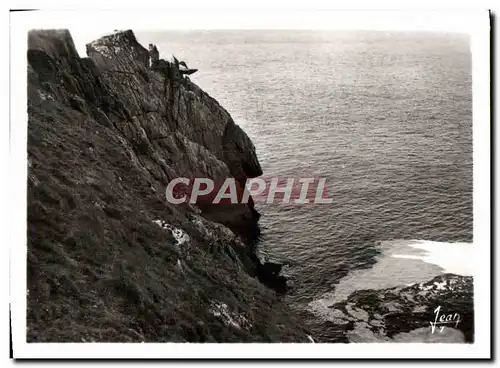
<box><xmin>391</xmin><ymin>240</ymin><xmax>473</xmax><ymax>276</ymax></box>
<box><xmin>308</xmin><ymin>239</ymin><xmax>473</xmax><ymax>317</ymax></box>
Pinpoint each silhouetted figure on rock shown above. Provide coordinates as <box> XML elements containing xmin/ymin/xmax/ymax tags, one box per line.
<box><xmin>173</xmin><ymin>55</ymin><xmax>198</xmax><ymax>77</ymax></box>
<box><xmin>149</xmin><ymin>47</ymin><xmax>198</xmax><ymax>84</ymax></box>
<box><xmin>148</xmin><ymin>43</ymin><xmax>159</xmax><ymax>69</ymax></box>
<box><xmin>179</xmin><ymin>68</ymin><xmax>198</xmax><ymax>76</ymax></box>
<box><xmin>172</xmin><ymin>55</ymin><xmax>180</xmax><ymax>69</ymax></box>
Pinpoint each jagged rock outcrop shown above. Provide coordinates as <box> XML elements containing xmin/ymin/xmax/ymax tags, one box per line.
<box><xmin>307</xmin><ymin>274</ymin><xmax>473</xmax><ymax>343</ymax></box>
<box><xmin>26</xmin><ymin>29</ymin><xmax>306</xmax><ymax>343</ymax></box>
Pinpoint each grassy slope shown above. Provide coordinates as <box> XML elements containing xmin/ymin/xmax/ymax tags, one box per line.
<box><xmin>26</xmin><ymin>32</ymin><xmax>309</xmax><ymax>343</ymax></box>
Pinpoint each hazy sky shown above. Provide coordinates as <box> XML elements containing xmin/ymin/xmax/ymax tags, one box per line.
<box><xmin>12</xmin><ymin>9</ymin><xmax>484</xmax><ymax>57</ymax></box>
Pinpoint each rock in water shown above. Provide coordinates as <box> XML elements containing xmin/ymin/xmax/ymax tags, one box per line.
<box><xmin>311</xmin><ymin>273</ymin><xmax>474</xmax><ymax>343</ymax></box>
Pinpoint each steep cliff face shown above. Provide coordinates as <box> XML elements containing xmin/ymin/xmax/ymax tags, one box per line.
<box><xmin>27</xmin><ymin>29</ymin><xmax>307</xmax><ymax>342</ymax></box>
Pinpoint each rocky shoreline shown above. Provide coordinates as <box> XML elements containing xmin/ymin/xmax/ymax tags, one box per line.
<box><xmin>27</xmin><ymin>29</ymin><xmax>473</xmax><ymax>343</ymax></box>
<box><xmin>307</xmin><ymin>273</ymin><xmax>473</xmax><ymax>343</ymax></box>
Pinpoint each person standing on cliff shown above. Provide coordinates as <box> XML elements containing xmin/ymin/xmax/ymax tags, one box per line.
<box><xmin>148</xmin><ymin>44</ymin><xmax>159</xmax><ymax>69</ymax></box>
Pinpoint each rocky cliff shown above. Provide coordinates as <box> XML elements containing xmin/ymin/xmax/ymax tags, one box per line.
<box><xmin>27</xmin><ymin>29</ymin><xmax>308</xmax><ymax>342</ymax></box>
<box><xmin>306</xmin><ymin>274</ymin><xmax>473</xmax><ymax>343</ymax></box>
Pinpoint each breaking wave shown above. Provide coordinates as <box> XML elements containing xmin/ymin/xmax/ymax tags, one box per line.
<box><xmin>309</xmin><ymin>239</ymin><xmax>473</xmax><ymax>316</ymax></box>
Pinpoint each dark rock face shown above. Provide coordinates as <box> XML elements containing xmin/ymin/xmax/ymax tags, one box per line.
<box><xmin>29</xmin><ymin>29</ymin><xmax>262</xmax><ymax>236</ymax></box>
<box><xmin>27</xmin><ymin>29</ymin><xmax>307</xmax><ymax>342</ymax></box>
<box><xmin>257</xmin><ymin>262</ymin><xmax>288</xmax><ymax>293</ymax></box>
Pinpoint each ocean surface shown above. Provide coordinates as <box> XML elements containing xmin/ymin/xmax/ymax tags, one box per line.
<box><xmin>137</xmin><ymin>30</ymin><xmax>473</xmax><ymax>333</ymax></box>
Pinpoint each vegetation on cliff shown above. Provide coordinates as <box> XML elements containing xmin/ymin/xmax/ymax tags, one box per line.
<box><xmin>27</xmin><ymin>29</ymin><xmax>308</xmax><ymax>342</ymax></box>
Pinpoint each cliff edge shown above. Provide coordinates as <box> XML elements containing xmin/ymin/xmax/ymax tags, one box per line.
<box><xmin>27</xmin><ymin>29</ymin><xmax>307</xmax><ymax>342</ymax></box>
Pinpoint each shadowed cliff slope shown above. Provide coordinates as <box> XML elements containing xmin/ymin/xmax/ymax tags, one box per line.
<box><xmin>27</xmin><ymin>29</ymin><xmax>308</xmax><ymax>342</ymax></box>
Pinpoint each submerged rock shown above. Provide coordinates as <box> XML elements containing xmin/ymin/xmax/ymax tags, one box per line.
<box><xmin>313</xmin><ymin>273</ymin><xmax>474</xmax><ymax>343</ymax></box>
